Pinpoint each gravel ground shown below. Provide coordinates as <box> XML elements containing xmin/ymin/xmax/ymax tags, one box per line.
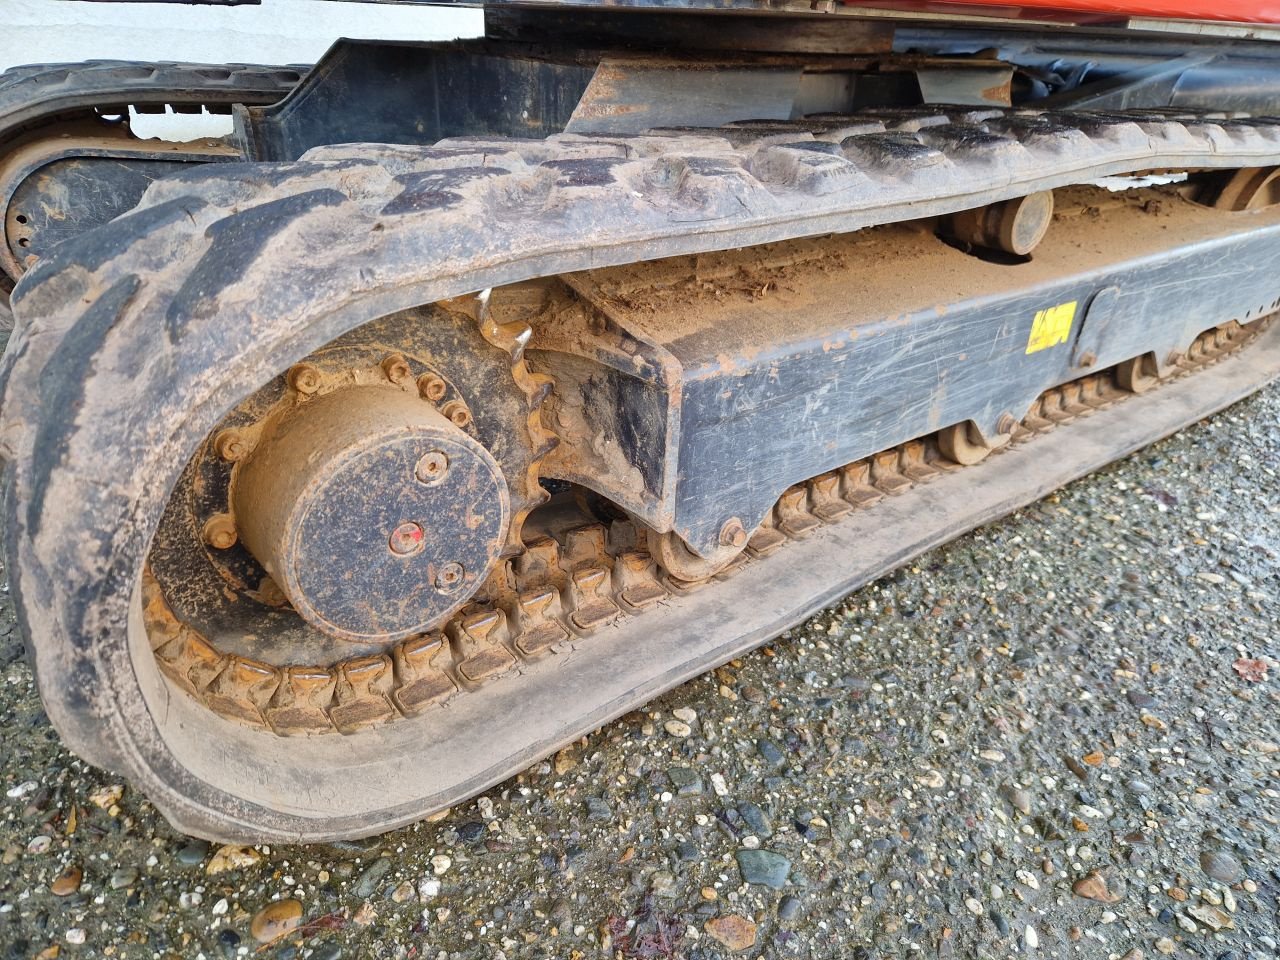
<box><xmin>0</xmin><ymin>375</ymin><xmax>1276</xmax><ymax>960</ymax></box>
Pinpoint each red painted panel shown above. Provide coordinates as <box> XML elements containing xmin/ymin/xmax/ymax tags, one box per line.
<box><xmin>847</xmin><ymin>0</ymin><xmax>1280</xmax><ymax>23</ymax></box>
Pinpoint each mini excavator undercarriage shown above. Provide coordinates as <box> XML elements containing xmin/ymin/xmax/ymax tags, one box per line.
<box><xmin>2</xmin><ymin>0</ymin><xmax>1279</xmax><ymax>841</ymax></box>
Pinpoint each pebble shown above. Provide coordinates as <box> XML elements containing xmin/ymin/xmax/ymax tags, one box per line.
<box><xmin>1199</xmin><ymin>849</ymin><xmax>1243</xmax><ymax>884</ymax></box>
<box><xmin>964</xmin><ymin>897</ymin><xmax>983</xmax><ymax>916</ymax></box>
<box><xmin>431</xmin><ymin>854</ymin><xmax>452</xmax><ymax>875</ymax></box>
<box><xmin>1024</xmin><ymin>925</ymin><xmax>1039</xmax><ymax>950</ymax></box>
<box><xmin>311</xmin><ymin>945</ymin><xmax>342</xmax><ymax>960</ymax></box>
<box><xmin>354</xmin><ymin>858</ymin><xmax>392</xmax><ymax>898</ymax></box>
<box><xmin>735</xmin><ymin>849</ymin><xmax>791</xmax><ymax>889</ymax></box>
<box><xmin>49</xmin><ymin>864</ymin><xmax>82</xmax><ymax>897</ymax></box>
<box><xmin>1155</xmin><ymin>937</ymin><xmax>1176</xmax><ymax>954</ymax></box>
<box><xmin>64</xmin><ymin>929</ymin><xmax>85</xmax><ymax>946</ymax></box>
<box><xmin>738</xmin><ymin>801</ymin><xmax>772</xmax><ymax>838</ymax></box>
<box><xmin>1072</xmin><ymin>871</ymin><xmax>1120</xmax><ymax>903</ymax></box>
<box><xmin>704</xmin><ymin>914</ymin><xmax>757</xmax><ymax>952</ymax></box>
<box><xmin>1001</xmin><ymin>785</ymin><xmax>1033</xmax><ymax>815</ymax></box>
<box><xmin>175</xmin><ymin>840</ymin><xmax>210</xmax><ymax>866</ymax></box>
<box><xmin>663</xmin><ymin>720</ymin><xmax>692</xmax><ymax>738</ymax></box>
<box><xmin>250</xmin><ymin>898</ymin><xmax>303</xmax><ymax>943</ymax></box>
<box><xmin>109</xmin><ymin>867</ymin><xmax>138</xmax><ymax>890</ymax></box>
<box><xmin>778</xmin><ymin>896</ymin><xmax>802</xmax><ymax>921</ymax></box>
<box><xmin>672</xmin><ymin>706</ymin><xmax>697</xmax><ymax>724</ymax></box>
<box><xmin>756</xmin><ymin>739</ymin><xmax>785</xmax><ymax>769</ymax></box>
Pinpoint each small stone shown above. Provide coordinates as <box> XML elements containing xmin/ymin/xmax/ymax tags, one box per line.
<box><xmin>711</xmin><ymin>773</ymin><xmax>729</xmax><ymax>796</ymax></box>
<box><xmin>418</xmin><ymin>878</ymin><xmax>441</xmax><ymax>899</ymax></box>
<box><xmin>5</xmin><ymin>781</ymin><xmax>37</xmax><ymax>799</ymax></box>
<box><xmin>354</xmin><ymin>858</ymin><xmax>392</xmax><ymax>898</ymax></box>
<box><xmin>109</xmin><ymin>867</ymin><xmax>138</xmax><ymax>890</ymax></box>
<box><xmin>704</xmin><ymin>915</ymin><xmax>757</xmax><ymax>952</ymax></box>
<box><xmin>668</xmin><ymin>768</ymin><xmax>703</xmax><ymax>796</ymax></box>
<box><xmin>1024</xmin><ymin>925</ymin><xmax>1039</xmax><ymax>950</ymax></box>
<box><xmin>390</xmin><ymin>881</ymin><xmax>415</xmax><ymax>903</ymax></box>
<box><xmin>978</xmin><ymin>749</ymin><xmax>1006</xmax><ymax>762</ymax></box>
<box><xmin>87</xmin><ymin>785</ymin><xmax>124</xmax><ymax>809</ymax></box>
<box><xmin>918</xmin><ymin>769</ymin><xmax>945</xmax><ymax>789</ymax></box>
<box><xmin>206</xmin><ymin>844</ymin><xmax>262</xmax><ymax>876</ymax></box>
<box><xmin>756</xmin><ymin>739</ymin><xmax>785</xmax><ymax>769</ymax></box>
<box><xmin>50</xmin><ymin>865</ymin><xmax>82</xmax><ymax>897</ymax></box>
<box><xmin>778</xmin><ymin>896</ymin><xmax>802</xmax><ymax>921</ymax></box>
<box><xmin>585</xmin><ymin>797</ymin><xmax>614</xmax><ymax>820</ymax></box>
<box><xmin>1072</xmin><ymin>871</ymin><xmax>1120</xmax><ymax>903</ymax></box>
<box><xmin>664</xmin><ymin>720</ymin><xmax>692</xmax><ymax>739</ymax></box>
<box><xmin>175</xmin><ymin>840</ymin><xmax>210</xmax><ymax>867</ymax></box>
<box><xmin>738</xmin><ymin>801</ymin><xmax>772</xmax><ymax>838</ymax></box>
<box><xmin>64</xmin><ymin>930</ymin><xmax>85</xmax><ymax>946</ymax></box>
<box><xmin>311</xmin><ymin>945</ymin><xmax>342</xmax><ymax>960</ymax></box>
<box><xmin>735</xmin><ymin>849</ymin><xmax>791</xmax><ymax>889</ymax></box>
<box><xmin>26</xmin><ymin>835</ymin><xmax>52</xmax><ymax>855</ymax></box>
<box><xmin>1187</xmin><ymin>904</ymin><xmax>1233</xmax><ymax>931</ymax></box>
<box><xmin>1001</xmin><ymin>785</ymin><xmax>1033</xmax><ymax>815</ymax></box>
<box><xmin>1200</xmin><ymin>850</ymin><xmax>1243</xmax><ymax>884</ymax></box>
<box><xmin>250</xmin><ymin>898</ymin><xmax>303</xmax><ymax>943</ymax></box>
<box><xmin>672</xmin><ymin>707</ymin><xmax>697</xmax><ymax>724</ymax></box>
<box><xmin>964</xmin><ymin>897</ymin><xmax>983</xmax><ymax>916</ymax></box>
<box><xmin>431</xmin><ymin>854</ymin><xmax>452</xmax><ymax>875</ymax></box>
<box><xmin>1195</xmin><ymin>571</ymin><xmax>1225</xmax><ymax>584</ymax></box>
<box><xmin>1176</xmin><ymin>914</ymin><xmax>1197</xmax><ymax>934</ymax></box>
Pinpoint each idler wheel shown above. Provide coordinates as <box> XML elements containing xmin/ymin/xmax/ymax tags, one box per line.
<box><xmin>232</xmin><ymin>386</ymin><xmax>510</xmax><ymax>642</ymax></box>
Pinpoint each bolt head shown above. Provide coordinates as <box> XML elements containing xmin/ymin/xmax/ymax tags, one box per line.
<box><xmin>435</xmin><ymin>561</ymin><xmax>465</xmax><ymax>593</ymax></box>
<box><xmin>415</xmin><ymin>450</ymin><xmax>449</xmax><ymax>485</ymax></box>
<box><xmin>389</xmin><ymin>521</ymin><xmax>426</xmax><ymax>557</ymax></box>
<box><xmin>214</xmin><ymin>429</ymin><xmax>249</xmax><ymax>463</ymax></box>
<box><xmin>381</xmin><ymin>354</ymin><xmax>412</xmax><ymax>383</ymax></box>
<box><xmin>719</xmin><ymin>518</ymin><xmax>748</xmax><ymax>549</ymax></box>
<box><xmin>287</xmin><ymin>363</ymin><xmax>322</xmax><ymax>395</ymax></box>
<box><xmin>203</xmin><ymin>514</ymin><xmax>238</xmax><ymax>550</ymax></box>
<box><xmin>442</xmin><ymin>401</ymin><xmax>472</xmax><ymax>428</ymax></box>
<box><xmin>417</xmin><ymin>374</ymin><xmax>447</xmax><ymax>402</ymax></box>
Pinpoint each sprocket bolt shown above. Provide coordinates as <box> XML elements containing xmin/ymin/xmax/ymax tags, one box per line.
<box><xmin>442</xmin><ymin>400</ymin><xmax>472</xmax><ymax>428</ymax></box>
<box><xmin>203</xmin><ymin>514</ymin><xmax>238</xmax><ymax>550</ymax></box>
<box><xmin>417</xmin><ymin>374</ymin><xmax>447</xmax><ymax>401</ymax></box>
<box><xmin>214</xmin><ymin>429</ymin><xmax>249</xmax><ymax>463</ymax></box>
<box><xmin>287</xmin><ymin>363</ymin><xmax>322</xmax><ymax>395</ymax></box>
<box><xmin>381</xmin><ymin>354</ymin><xmax>412</xmax><ymax>383</ymax></box>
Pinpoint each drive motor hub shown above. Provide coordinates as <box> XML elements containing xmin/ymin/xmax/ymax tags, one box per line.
<box><xmin>231</xmin><ymin>386</ymin><xmax>510</xmax><ymax>642</ymax></box>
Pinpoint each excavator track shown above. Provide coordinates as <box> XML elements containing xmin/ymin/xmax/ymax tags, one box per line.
<box><xmin>0</xmin><ymin>59</ymin><xmax>304</xmax><ymax>312</ymax></box>
<box><xmin>4</xmin><ymin>106</ymin><xmax>1280</xmax><ymax>840</ymax></box>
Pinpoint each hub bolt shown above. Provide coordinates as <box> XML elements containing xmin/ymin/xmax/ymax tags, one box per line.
<box><xmin>214</xmin><ymin>429</ymin><xmax>250</xmax><ymax>463</ymax></box>
<box><xmin>417</xmin><ymin>373</ymin><xmax>447</xmax><ymax>402</ymax></box>
<box><xmin>389</xmin><ymin>521</ymin><xmax>426</xmax><ymax>557</ymax></box>
<box><xmin>287</xmin><ymin>363</ymin><xmax>322</xmax><ymax>395</ymax></box>
<box><xmin>719</xmin><ymin>517</ymin><xmax>748</xmax><ymax>549</ymax></box>
<box><xmin>442</xmin><ymin>400</ymin><xmax>472</xmax><ymax>428</ymax></box>
<box><xmin>435</xmin><ymin>561</ymin><xmax>465</xmax><ymax>593</ymax></box>
<box><xmin>203</xmin><ymin>514</ymin><xmax>239</xmax><ymax>550</ymax></box>
<box><xmin>381</xmin><ymin>353</ymin><xmax>412</xmax><ymax>383</ymax></box>
<box><xmin>415</xmin><ymin>450</ymin><xmax>449</xmax><ymax>486</ymax></box>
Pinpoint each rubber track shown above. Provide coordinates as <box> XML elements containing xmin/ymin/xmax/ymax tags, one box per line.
<box><xmin>3</xmin><ymin>105</ymin><xmax>1280</xmax><ymax>839</ymax></box>
<box><xmin>0</xmin><ymin>60</ymin><xmax>305</xmax><ymax>146</ymax></box>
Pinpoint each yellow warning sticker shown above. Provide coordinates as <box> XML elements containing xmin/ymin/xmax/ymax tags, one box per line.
<box><xmin>1025</xmin><ymin>301</ymin><xmax>1077</xmax><ymax>354</ymax></box>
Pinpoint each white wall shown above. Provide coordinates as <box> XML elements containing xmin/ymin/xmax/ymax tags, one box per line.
<box><xmin>1</xmin><ymin>0</ymin><xmax>482</xmax><ymax>71</ymax></box>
